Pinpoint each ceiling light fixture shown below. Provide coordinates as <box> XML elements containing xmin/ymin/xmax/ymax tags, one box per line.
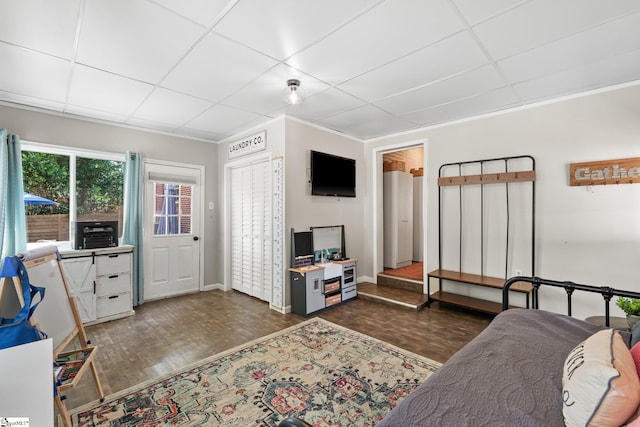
<box><xmin>284</xmin><ymin>79</ymin><xmax>305</xmax><ymax>105</ymax></box>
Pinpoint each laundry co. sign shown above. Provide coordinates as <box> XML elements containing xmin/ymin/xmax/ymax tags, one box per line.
<box><xmin>570</xmin><ymin>157</ymin><xmax>640</xmax><ymax>186</ymax></box>
<box><xmin>229</xmin><ymin>131</ymin><xmax>266</xmax><ymax>159</ymax></box>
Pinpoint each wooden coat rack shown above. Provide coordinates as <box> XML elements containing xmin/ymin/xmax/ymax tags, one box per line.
<box><xmin>428</xmin><ymin>155</ymin><xmax>536</xmax><ymax>314</ymax></box>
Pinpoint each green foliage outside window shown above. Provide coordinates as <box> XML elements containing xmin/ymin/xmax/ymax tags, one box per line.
<box><xmin>22</xmin><ymin>151</ymin><xmax>69</xmax><ymax>215</ymax></box>
<box><xmin>76</xmin><ymin>157</ymin><xmax>124</xmax><ymax>215</ymax></box>
<box><xmin>21</xmin><ymin>151</ymin><xmax>124</xmax><ymax>216</ymax></box>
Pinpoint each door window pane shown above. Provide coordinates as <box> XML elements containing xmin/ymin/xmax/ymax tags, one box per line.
<box><xmin>153</xmin><ymin>183</ymin><xmax>193</xmax><ymax>236</ymax></box>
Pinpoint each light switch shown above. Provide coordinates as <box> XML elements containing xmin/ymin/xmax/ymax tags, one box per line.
<box><xmin>208</xmin><ymin>202</ymin><xmax>214</xmax><ymax>210</ymax></box>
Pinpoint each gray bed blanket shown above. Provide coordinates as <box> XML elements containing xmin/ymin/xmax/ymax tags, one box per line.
<box><xmin>377</xmin><ymin>309</ymin><xmax>605</xmax><ymax>427</ymax></box>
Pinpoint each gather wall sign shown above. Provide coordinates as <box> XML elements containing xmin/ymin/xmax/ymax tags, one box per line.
<box><xmin>569</xmin><ymin>157</ymin><xmax>640</xmax><ymax>186</ymax></box>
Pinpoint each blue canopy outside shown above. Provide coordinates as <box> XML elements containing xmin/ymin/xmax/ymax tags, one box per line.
<box><xmin>23</xmin><ymin>192</ymin><xmax>57</xmax><ymax>206</ymax></box>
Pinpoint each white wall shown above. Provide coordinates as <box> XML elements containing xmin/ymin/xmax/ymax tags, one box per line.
<box><xmin>367</xmin><ymin>84</ymin><xmax>640</xmax><ymax>319</ymax></box>
<box><xmin>283</xmin><ymin>118</ymin><xmax>366</xmax><ymax>305</ymax></box>
<box><xmin>0</xmin><ymin>104</ymin><xmax>220</xmax><ymax>288</ymax></box>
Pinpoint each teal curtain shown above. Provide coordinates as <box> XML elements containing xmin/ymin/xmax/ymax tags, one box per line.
<box><xmin>0</xmin><ymin>129</ymin><xmax>27</xmax><ymax>261</ymax></box>
<box><xmin>122</xmin><ymin>151</ymin><xmax>144</xmax><ymax>306</ymax></box>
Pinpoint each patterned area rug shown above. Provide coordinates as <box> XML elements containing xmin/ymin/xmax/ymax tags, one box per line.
<box><xmin>69</xmin><ymin>318</ymin><xmax>440</xmax><ymax>426</ymax></box>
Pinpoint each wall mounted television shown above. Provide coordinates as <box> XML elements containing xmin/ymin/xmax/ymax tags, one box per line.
<box><xmin>310</xmin><ymin>150</ymin><xmax>356</xmax><ymax>197</ymax></box>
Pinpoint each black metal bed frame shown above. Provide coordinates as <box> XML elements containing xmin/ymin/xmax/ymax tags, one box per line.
<box><xmin>503</xmin><ymin>276</ymin><xmax>640</xmax><ymax>326</ymax></box>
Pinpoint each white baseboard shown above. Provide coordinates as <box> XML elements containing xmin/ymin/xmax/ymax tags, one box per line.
<box><xmin>202</xmin><ymin>283</ymin><xmax>225</xmax><ymax>291</ymax></box>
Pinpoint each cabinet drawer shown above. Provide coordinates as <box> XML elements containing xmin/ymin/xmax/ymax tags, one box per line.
<box><xmin>96</xmin><ymin>273</ymin><xmax>131</xmax><ymax>298</ymax></box>
<box><xmin>324</xmin><ymin>280</ymin><xmax>340</xmax><ymax>294</ymax></box>
<box><xmin>342</xmin><ymin>285</ymin><xmax>357</xmax><ymax>301</ymax></box>
<box><xmin>96</xmin><ymin>293</ymin><xmax>131</xmax><ymax>318</ymax></box>
<box><xmin>325</xmin><ymin>294</ymin><xmax>341</xmax><ymax>307</ymax></box>
<box><xmin>96</xmin><ymin>253</ymin><xmax>131</xmax><ymax>275</ymax></box>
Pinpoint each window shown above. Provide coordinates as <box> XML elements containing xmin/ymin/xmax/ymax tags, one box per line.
<box><xmin>21</xmin><ymin>142</ymin><xmax>125</xmax><ymax>244</ymax></box>
<box><xmin>153</xmin><ymin>182</ymin><xmax>193</xmax><ymax>236</ymax></box>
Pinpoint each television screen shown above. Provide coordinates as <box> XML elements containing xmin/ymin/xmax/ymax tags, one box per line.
<box><xmin>310</xmin><ymin>150</ymin><xmax>356</xmax><ymax>197</ymax></box>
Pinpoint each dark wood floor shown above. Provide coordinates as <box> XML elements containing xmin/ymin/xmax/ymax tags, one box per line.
<box><xmin>64</xmin><ymin>289</ymin><xmax>493</xmax><ymax>410</ymax></box>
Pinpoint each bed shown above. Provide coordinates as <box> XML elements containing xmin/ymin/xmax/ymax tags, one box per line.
<box><xmin>376</xmin><ymin>277</ymin><xmax>640</xmax><ymax>427</ymax></box>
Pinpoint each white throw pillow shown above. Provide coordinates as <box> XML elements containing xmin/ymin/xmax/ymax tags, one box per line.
<box><xmin>562</xmin><ymin>329</ymin><xmax>640</xmax><ymax>427</ymax></box>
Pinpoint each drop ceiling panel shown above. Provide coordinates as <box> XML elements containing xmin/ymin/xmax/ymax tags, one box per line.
<box><xmin>403</xmin><ymin>86</ymin><xmax>520</xmax><ymax>126</ymax></box>
<box><xmin>132</xmin><ymin>88</ymin><xmax>213</xmax><ymax>127</ymax></box>
<box><xmin>375</xmin><ymin>64</ymin><xmax>507</xmax><ymax>116</ymax></box>
<box><xmin>317</xmin><ymin>104</ymin><xmax>393</xmax><ymax>135</ymax></box>
<box><xmin>153</xmin><ymin>0</ymin><xmax>231</xmax><ymax>27</ymax></box>
<box><xmin>222</xmin><ymin>64</ymin><xmax>330</xmax><ymax>115</ymax></box>
<box><xmin>0</xmin><ymin>0</ymin><xmax>81</xmax><ymax>59</ymax></box>
<box><xmin>2</xmin><ymin>1</ymin><xmax>640</xmax><ymax>142</ymax></box>
<box><xmin>473</xmin><ymin>0</ymin><xmax>640</xmax><ymax>60</ymax></box>
<box><xmin>0</xmin><ymin>44</ymin><xmax>71</xmax><ymax>102</ymax></box>
<box><xmin>213</xmin><ymin>0</ymin><xmax>380</xmax><ymax>61</ymax></box>
<box><xmin>274</xmin><ymin>88</ymin><xmax>367</xmax><ymax>121</ymax></box>
<box><xmin>77</xmin><ymin>0</ymin><xmax>205</xmax><ymax>83</ymax></box>
<box><xmin>513</xmin><ymin>48</ymin><xmax>640</xmax><ymax>102</ymax></box>
<box><xmin>338</xmin><ymin>31</ymin><xmax>489</xmax><ymax>102</ymax></box>
<box><xmin>452</xmin><ymin>0</ymin><xmax>526</xmax><ymax>25</ymax></box>
<box><xmin>344</xmin><ymin>116</ymin><xmax>420</xmax><ymax>140</ymax></box>
<box><xmin>67</xmin><ymin>65</ymin><xmax>154</xmax><ymax>117</ymax></box>
<box><xmin>288</xmin><ymin>0</ymin><xmax>464</xmax><ymax>85</ymax></box>
<box><xmin>182</xmin><ymin>104</ymin><xmax>265</xmax><ymax>136</ymax></box>
<box><xmin>161</xmin><ymin>32</ymin><xmax>278</xmax><ymax>102</ymax></box>
<box><xmin>498</xmin><ymin>11</ymin><xmax>640</xmax><ymax>84</ymax></box>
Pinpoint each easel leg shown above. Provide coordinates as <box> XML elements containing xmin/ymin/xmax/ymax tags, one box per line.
<box><xmin>89</xmin><ymin>360</ymin><xmax>105</xmax><ymax>401</ymax></box>
<box><xmin>55</xmin><ymin>393</ymin><xmax>72</xmax><ymax>427</ymax></box>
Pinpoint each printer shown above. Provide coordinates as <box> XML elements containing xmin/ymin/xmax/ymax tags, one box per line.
<box><xmin>72</xmin><ymin>221</ymin><xmax>119</xmax><ymax>250</ymax></box>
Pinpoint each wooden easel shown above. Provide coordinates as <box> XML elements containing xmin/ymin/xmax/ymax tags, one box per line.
<box><xmin>6</xmin><ymin>249</ymin><xmax>105</xmax><ymax>427</ymax></box>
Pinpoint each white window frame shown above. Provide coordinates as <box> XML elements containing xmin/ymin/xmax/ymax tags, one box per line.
<box><xmin>21</xmin><ymin>140</ymin><xmax>126</xmax><ymax>239</ymax></box>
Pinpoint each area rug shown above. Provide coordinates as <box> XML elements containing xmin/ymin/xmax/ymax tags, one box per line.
<box><xmin>69</xmin><ymin>318</ymin><xmax>440</xmax><ymax>426</ymax></box>
<box><xmin>383</xmin><ymin>262</ymin><xmax>423</xmax><ymax>282</ymax></box>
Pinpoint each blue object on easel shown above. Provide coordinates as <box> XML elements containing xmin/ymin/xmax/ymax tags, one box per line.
<box><xmin>0</xmin><ymin>256</ymin><xmax>47</xmax><ymax>350</ymax></box>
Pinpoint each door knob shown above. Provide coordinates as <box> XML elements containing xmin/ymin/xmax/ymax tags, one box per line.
<box><xmin>193</xmin><ymin>236</ymin><xmax>199</xmax><ymax>241</ymax></box>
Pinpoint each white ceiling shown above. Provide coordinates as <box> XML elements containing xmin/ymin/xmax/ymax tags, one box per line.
<box><xmin>2</xmin><ymin>0</ymin><xmax>640</xmax><ymax>143</ymax></box>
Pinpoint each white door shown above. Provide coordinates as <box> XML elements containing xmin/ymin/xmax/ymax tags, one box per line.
<box><xmin>143</xmin><ymin>161</ymin><xmax>202</xmax><ymax>301</ymax></box>
<box><xmin>230</xmin><ymin>160</ymin><xmax>272</xmax><ymax>302</ymax></box>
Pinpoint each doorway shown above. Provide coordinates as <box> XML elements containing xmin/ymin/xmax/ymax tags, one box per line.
<box><xmin>378</xmin><ymin>144</ymin><xmax>425</xmax><ymax>283</ymax></box>
<box><xmin>142</xmin><ymin>160</ymin><xmax>203</xmax><ymax>301</ymax></box>
<box><xmin>228</xmin><ymin>158</ymin><xmax>273</xmax><ymax>302</ymax></box>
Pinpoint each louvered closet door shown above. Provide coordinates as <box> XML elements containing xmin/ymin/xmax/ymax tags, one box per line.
<box><xmin>231</xmin><ymin>160</ymin><xmax>272</xmax><ymax>302</ymax></box>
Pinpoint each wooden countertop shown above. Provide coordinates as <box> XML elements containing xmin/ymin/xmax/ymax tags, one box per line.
<box><xmin>289</xmin><ymin>259</ymin><xmax>356</xmax><ymax>274</ymax></box>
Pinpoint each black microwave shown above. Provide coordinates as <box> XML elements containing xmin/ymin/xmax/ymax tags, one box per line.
<box><xmin>72</xmin><ymin>221</ymin><xmax>119</xmax><ymax>250</ymax></box>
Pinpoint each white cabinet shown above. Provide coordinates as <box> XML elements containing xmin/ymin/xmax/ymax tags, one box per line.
<box><xmin>383</xmin><ymin>170</ymin><xmax>414</xmax><ymax>269</ymax></box>
<box><xmin>61</xmin><ymin>246</ymin><xmax>134</xmax><ymax>324</ymax></box>
<box><xmin>60</xmin><ymin>256</ymin><xmax>96</xmax><ymax>322</ymax></box>
<box><xmin>95</xmin><ymin>252</ymin><xmax>132</xmax><ymax>320</ymax></box>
